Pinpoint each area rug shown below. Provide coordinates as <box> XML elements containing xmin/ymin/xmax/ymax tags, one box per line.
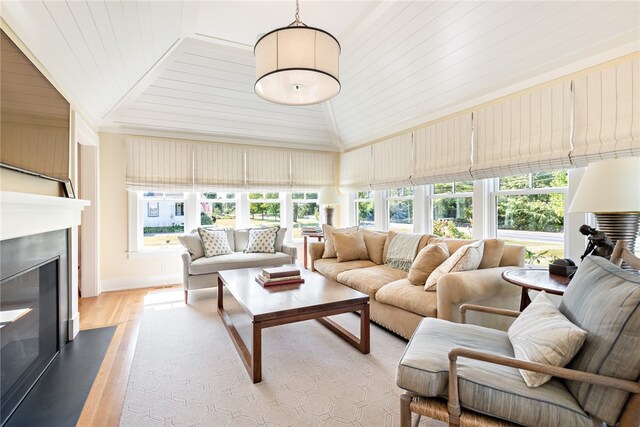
<box><xmin>120</xmin><ymin>288</ymin><xmax>443</xmax><ymax>427</ymax></box>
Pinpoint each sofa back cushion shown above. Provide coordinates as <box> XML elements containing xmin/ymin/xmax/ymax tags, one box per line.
<box><xmin>478</xmin><ymin>239</ymin><xmax>506</xmax><ymax>269</ymax></box>
<box><xmin>334</xmin><ymin>230</ymin><xmax>369</xmax><ymax>262</ymax></box>
<box><xmin>362</xmin><ymin>229</ymin><xmax>387</xmax><ymax>264</ymax></box>
<box><xmin>322</xmin><ymin>224</ymin><xmax>358</xmax><ymax>258</ymax></box>
<box><xmin>407</xmin><ymin>243</ymin><xmax>449</xmax><ymax>286</ymax></box>
<box><xmin>559</xmin><ymin>256</ymin><xmax>640</xmax><ymax>425</ymax></box>
<box><xmin>178</xmin><ymin>233</ymin><xmax>205</xmax><ymax>260</ymax></box>
<box><xmin>499</xmin><ymin>244</ymin><xmax>526</xmax><ymax>267</ymax></box>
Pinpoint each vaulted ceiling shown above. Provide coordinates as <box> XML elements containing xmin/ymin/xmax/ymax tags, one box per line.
<box><xmin>2</xmin><ymin>1</ymin><xmax>639</xmax><ymax>151</ymax></box>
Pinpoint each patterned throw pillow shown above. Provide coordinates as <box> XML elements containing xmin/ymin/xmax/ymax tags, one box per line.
<box><xmin>424</xmin><ymin>240</ymin><xmax>484</xmax><ymax>291</ymax></box>
<box><xmin>509</xmin><ymin>291</ymin><xmax>587</xmax><ymax>387</ymax></box>
<box><xmin>244</xmin><ymin>227</ymin><xmax>278</xmax><ymax>254</ymax></box>
<box><xmin>197</xmin><ymin>227</ymin><xmax>233</xmax><ymax>257</ymax></box>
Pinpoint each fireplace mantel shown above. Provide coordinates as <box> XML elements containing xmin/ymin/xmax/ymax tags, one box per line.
<box><xmin>0</xmin><ymin>191</ymin><xmax>90</xmax><ymax>241</ymax></box>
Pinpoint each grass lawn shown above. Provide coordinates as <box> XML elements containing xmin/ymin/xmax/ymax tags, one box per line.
<box><xmin>503</xmin><ymin>239</ymin><xmax>564</xmax><ymax>265</ymax></box>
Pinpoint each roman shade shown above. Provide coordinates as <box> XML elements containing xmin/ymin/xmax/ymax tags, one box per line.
<box><xmin>413</xmin><ymin>114</ymin><xmax>473</xmax><ymax>184</ymax></box>
<box><xmin>571</xmin><ymin>57</ymin><xmax>640</xmax><ymax>166</ymax></box>
<box><xmin>290</xmin><ymin>151</ymin><xmax>335</xmax><ymax>190</ymax></box>
<box><xmin>125</xmin><ymin>138</ymin><xmax>194</xmax><ymax>191</ymax></box>
<box><xmin>471</xmin><ymin>81</ymin><xmax>572</xmax><ymax>179</ymax></box>
<box><xmin>245</xmin><ymin>147</ymin><xmax>291</xmax><ymax>191</ymax></box>
<box><xmin>370</xmin><ymin>134</ymin><xmax>413</xmax><ymax>190</ymax></box>
<box><xmin>193</xmin><ymin>142</ymin><xmax>245</xmax><ymax>191</ymax></box>
<box><xmin>340</xmin><ymin>146</ymin><xmax>373</xmax><ymax>190</ymax></box>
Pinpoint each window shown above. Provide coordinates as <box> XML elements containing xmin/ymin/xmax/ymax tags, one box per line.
<box><xmin>355</xmin><ymin>191</ymin><xmax>375</xmax><ymax>228</ymax></box>
<box><xmin>493</xmin><ymin>170</ymin><xmax>567</xmax><ymax>265</ymax></box>
<box><xmin>432</xmin><ymin>181</ymin><xmax>473</xmax><ymax>239</ymax></box>
<box><xmin>387</xmin><ymin>187</ymin><xmax>414</xmax><ymax>233</ymax></box>
<box><xmin>248</xmin><ymin>192</ymin><xmax>281</xmax><ymax>228</ymax></box>
<box><xmin>200</xmin><ymin>192</ymin><xmax>237</xmax><ymax>228</ymax></box>
<box><xmin>292</xmin><ymin>192</ymin><xmax>319</xmax><ymax>238</ymax></box>
<box><xmin>141</xmin><ymin>192</ymin><xmax>185</xmax><ymax>247</ymax></box>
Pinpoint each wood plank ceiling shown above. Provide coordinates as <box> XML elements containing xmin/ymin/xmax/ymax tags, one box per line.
<box><xmin>2</xmin><ymin>1</ymin><xmax>639</xmax><ymax>151</ymax></box>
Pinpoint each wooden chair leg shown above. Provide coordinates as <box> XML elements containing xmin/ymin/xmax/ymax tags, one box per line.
<box><xmin>400</xmin><ymin>392</ymin><xmax>413</xmax><ymax>427</ymax></box>
<box><xmin>412</xmin><ymin>414</ymin><xmax>422</xmax><ymax>427</ymax></box>
<box><xmin>184</xmin><ymin>290</ymin><xmax>188</xmax><ymax>304</ymax></box>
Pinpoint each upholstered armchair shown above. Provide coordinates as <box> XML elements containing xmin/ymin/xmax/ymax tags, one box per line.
<box><xmin>397</xmin><ymin>255</ymin><xmax>640</xmax><ymax>427</ymax></box>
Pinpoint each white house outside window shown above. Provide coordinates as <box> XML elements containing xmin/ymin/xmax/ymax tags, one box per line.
<box><xmin>141</xmin><ymin>192</ymin><xmax>186</xmax><ymax>248</ymax></box>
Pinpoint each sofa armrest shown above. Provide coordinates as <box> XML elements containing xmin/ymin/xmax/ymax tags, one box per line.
<box><xmin>309</xmin><ymin>242</ymin><xmax>325</xmax><ymax>272</ymax></box>
<box><xmin>436</xmin><ymin>266</ymin><xmax>521</xmax><ymax>323</ymax></box>
<box><xmin>281</xmin><ymin>244</ymin><xmax>297</xmax><ymax>263</ymax></box>
<box><xmin>181</xmin><ymin>252</ymin><xmax>192</xmax><ymax>289</ymax></box>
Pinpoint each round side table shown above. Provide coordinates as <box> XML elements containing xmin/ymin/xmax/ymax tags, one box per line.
<box><xmin>502</xmin><ymin>269</ymin><xmax>571</xmax><ymax>311</ymax></box>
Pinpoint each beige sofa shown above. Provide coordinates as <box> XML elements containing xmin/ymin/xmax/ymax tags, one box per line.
<box><xmin>181</xmin><ymin>228</ymin><xmax>297</xmax><ymax>302</ymax></box>
<box><xmin>309</xmin><ymin>233</ymin><xmax>524</xmax><ymax>339</ymax></box>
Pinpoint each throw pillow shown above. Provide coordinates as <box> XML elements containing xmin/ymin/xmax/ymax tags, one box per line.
<box><xmin>479</xmin><ymin>239</ymin><xmax>505</xmax><ymax>269</ymax></box>
<box><xmin>382</xmin><ymin>230</ymin><xmax>398</xmax><ymax>263</ymax></box>
<box><xmin>244</xmin><ymin>227</ymin><xmax>279</xmax><ymax>254</ymax></box>
<box><xmin>509</xmin><ymin>291</ymin><xmax>587</xmax><ymax>388</ymax></box>
<box><xmin>178</xmin><ymin>233</ymin><xmax>205</xmax><ymax>259</ymax></box>
<box><xmin>424</xmin><ymin>240</ymin><xmax>484</xmax><ymax>291</ymax></box>
<box><xmin>362</xmin><ymin>229</ymin><xmax>387</xmax><ymax>264</ymax></box>
<box><xmin>334</xmin><ymin>230</ymin><xmax>369</xmax><ymax>262</ymax></box>
<box><xmin>322</xmin><ymin>224</ymin><xmax>358</xmax><ymax>258</ymax></box>
<box><xmin>197</xmin><ymin>227</ymin><xmax>233</xmax><ymax>257</ymax></box>
<box><xmin>407</xmin><ymin>243</ymin><xmax>449</xmax><ymax>286</ymax></box>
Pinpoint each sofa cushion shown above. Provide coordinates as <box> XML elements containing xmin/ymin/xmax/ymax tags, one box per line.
<box><xmin>509</xmin><ymin>291</ymin><xmax>587</xmax><ymax>388</ymax></box>
<box><xmin>313</xmin><ymin>259</ymin><xmax>376</xmax><ymax>281</ymax></box>
<box><xmin>383</xmin><ymin>231</ymin><xmax>432</xmax><ymax>263</ymax></box>
<box><xmin>424</xmin><ymin>241</ymin><xmax>484</xmax><ymax>291</ymax></box>
<box><xmin>178</xmin><ymin>233</ymin><xmax>205</xmax><ymax>260</ymax></box>
<box><xmin>188</xmin><ymin>252</ymin><xmax>292</xmax><ymax>275</ymax></box>
<box><xmin>244</xmin><ymin>227</ymin><xmax>278</xmax><ymax>253</ymax></box>
<box><xmin>559</xmin><ymin>256</ymin><xmax>640</xmax><ymax>425</ymax></box>
<box><xmin>337</xmin><ymin>265</ymin><xmax>407</xmax><ymax>297</ymax></box>
<box><xmin>407</xmin><ymin>243</ymin><xmax>449</xmax><ymax>286</ymax></box>
<box><xmin>198</xmin><ymin>227</ymin><xmax>233</xmax><ymax>257</ymax></box>
<box><xmin>322</xmin><ymin>224</ymin><xmax>358</xmax><ymax>258</ymax></box>
<box><xmin>397</xmin><ymin>318</ymin><xmax>592</xmax><ymax>427</ymax></box>
<box><xmin>334</xmin><ymin>230</ymin><xmax>369</xmax><ymax>262</ymax></box>
<box><xmin>375</xmin><ymin>279</ymin><xmax>437</xmax><ymax>317</ymax></box>
<box><xmin>478</xmin><ymin>239</ymin><xmax>505</xmax><ymax>269</ymax></box>
<box><xmin>362</xmin><ymin>229</ymin><xmax>387</xmax><ymax>264</ymax></box>
<box><xmin>234</xmin><ymin>229</ymin><xmax>249</xmax><ymax>252</ymax></box>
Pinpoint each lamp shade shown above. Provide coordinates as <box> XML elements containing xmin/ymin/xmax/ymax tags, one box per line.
<box><xmin>569</xmin><ymin>157</ymin><xmax>640</xmax><ymax>213</ymax></box>
<box><xmin>318</xmin><ymin>186</ymin><xmax>340</xmax><ymax>205</ymax></box>
<box><xmin>254</xmin><ymin>26</ymin><xmax>340</xmax><ymax>105</ymax></box>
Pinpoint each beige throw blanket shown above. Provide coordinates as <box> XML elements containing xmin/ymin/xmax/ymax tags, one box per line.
<box><xmin>385</xmin><ymin>232</ymin><xmax>423</xmax><ymax>272</ymax></box>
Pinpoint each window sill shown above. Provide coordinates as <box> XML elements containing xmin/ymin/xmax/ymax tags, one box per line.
<box><xmin>127</xmin><ymin>248</ymin><xmax>183</xmax><ymax>260</ymax></box>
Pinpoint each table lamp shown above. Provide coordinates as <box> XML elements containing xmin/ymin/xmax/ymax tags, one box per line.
<box><xmin>568</xmin><ymin>157</ymin><xmax>640</xmax><ymax>267</ymax></box>
<box><xmin>318</xmin><ymin>186</ymin><xmax>341</xmax><ymax>226</ymax></box>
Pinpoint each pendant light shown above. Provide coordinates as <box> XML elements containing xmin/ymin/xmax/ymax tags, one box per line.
<box><xmin>254</xmin><ymin>0</ymin><xmax>341</xmax><ymax>106</ymax></box>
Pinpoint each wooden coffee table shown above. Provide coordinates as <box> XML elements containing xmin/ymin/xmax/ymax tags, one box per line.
<box><xmin>217</xmin><ymin>265</ymin><xmax>370</xmax><ymax>383</ymax></box>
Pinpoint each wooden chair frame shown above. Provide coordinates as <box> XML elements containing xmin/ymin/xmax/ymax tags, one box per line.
<box><xmin>400</xmin><ymin>304</ymin><xmax>640</xmax><ymax>427</ymax></box>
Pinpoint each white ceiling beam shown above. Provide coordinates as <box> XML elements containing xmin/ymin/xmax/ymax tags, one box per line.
<box><xmin>180</xmin><ymin>0</ymin><xmax>200</xmax><ymax>38</ymax></box>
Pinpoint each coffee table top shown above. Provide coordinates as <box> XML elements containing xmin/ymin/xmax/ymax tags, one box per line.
<box><xmin>218</xmin><ymin>265</ymin><xmax>369</xmax><ymax>321</ymax></box>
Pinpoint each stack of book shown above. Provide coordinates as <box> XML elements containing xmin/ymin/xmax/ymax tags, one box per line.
<box><xmin>256</xmin><ymin>266</ymin><xmax>304</xmax><ymax>287</ymax></box>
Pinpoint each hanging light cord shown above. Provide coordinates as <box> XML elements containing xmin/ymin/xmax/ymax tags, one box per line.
<box><xmin>289</xmin><ymin>0</ymin><xmax>307</xmax><ymax>27</ymax></box>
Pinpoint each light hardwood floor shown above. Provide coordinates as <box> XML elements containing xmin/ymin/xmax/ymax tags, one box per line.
<box><xmin>76</xmin><ymin>284</ymin><xmax>181</xmax><ymax>427</ymax></box>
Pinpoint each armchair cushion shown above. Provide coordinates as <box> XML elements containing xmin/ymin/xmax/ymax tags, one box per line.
<box><xmin>508</xmin><ymin>291</ymin><xmax>587</xmax><ymax>387</ymax></box>
<box><xmin>559</xmin><ymin>255</ymin><xmax>640</xmax><ymax>425</ymax></box>
<box><xmin>397</xmin><ymin>318</ymin><xmax>592</xmax><ymax>427</ymax></box>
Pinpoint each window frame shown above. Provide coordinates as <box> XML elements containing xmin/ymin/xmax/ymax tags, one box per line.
<box><xmin>354</xmin><ymin>190</ymin><xmax>375</xmax><ymax>228</ymax></box>
<box><xmin>386</xmin><ymin>187</ymin><xmax>415</xmax><ymax>233</ymax></box>
<box><xmin>291</xmin><ymin>192</ymin><xmax>320</xmax><ymax>240</ymax></box>
<box><xmin>133</xmin><ymin>191</ymin><xmax>188</xmax><ymax>252</ymax></box>
<box><xmin>198</xmin><ymin>192</ymin><xmax>238</xmax><ymax>229</ymax></box>
<box><xmin>430</xmin><ymin>182</ymin><xmax>474</xmax><ymax>238</ymax></box>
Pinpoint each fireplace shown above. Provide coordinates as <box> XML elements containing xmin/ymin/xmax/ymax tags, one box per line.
<box><xmin>0</xmin><ymin>230</ymin><xmax>68</xmax><ymax>425</ymax></box>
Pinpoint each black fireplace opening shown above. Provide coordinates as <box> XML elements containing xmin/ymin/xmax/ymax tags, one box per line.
<box><xmin>1</xmin><ymin>258</ymin><xmax>60</xmax><ymax>425</ymax></box>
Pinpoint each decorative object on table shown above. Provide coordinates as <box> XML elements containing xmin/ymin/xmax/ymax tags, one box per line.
<box><xmin>569</xmin><ymin>157</ymin><xmax>640</xmax><ymax>269</ymax></box>
<box><xmin>318</xmin><ymin>186</ymin><xmax>341</xmax><ymax>226</ymax></box>
<box><xmin>548</xmin><ymin>258</ymin><xmax>577</xmax><ymax>277</ymax></box>
<box><xmin>302</xmin><ymin>226</ymin><xmax>321</xmax><ymax>234</ymax></box>
<box><xmin>256</xmin><ymin>266</ymin><xmax>304</xmax><ymax>287</ymax></box>
<box><xmin>577</xmin><ymin>224</ymin><xmax>614</xmax><ymax>260</ymax></box>
<box><xmin>253</xmin><ymin>0</ymin><xmax>340</xmax><ymax>106</ymax></box>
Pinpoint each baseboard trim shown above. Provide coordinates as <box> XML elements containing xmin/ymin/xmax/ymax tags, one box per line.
<box><xmin>100</xmin><ymin>274</ymin><xmax>182</xmax><ymax>292</ymax></box>
<box><xmin>69</xmin><ymin>312</ymin><xmax>80</xmax><ymax>340</ymax></box>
